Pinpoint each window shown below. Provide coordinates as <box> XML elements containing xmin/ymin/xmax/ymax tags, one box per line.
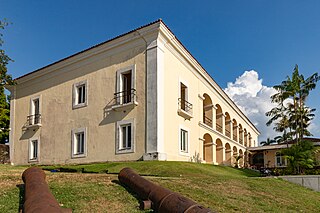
<box><xmin>178</xmin><ymin>81</ymin><xmax>193</xmax><ymax>119</ymax></box>
<box><xmin>116</xmin><ymin>119</ymin><xmax>134</xmax><ymax>154</ymax></box>
<box><xmin>120</xmin><ymin>124</ymin><xmax>132</xmax><ymax>149</ymax></box>
<box><xmin>73</xmin><ymin>80</ymin><xmax>88</xmax><ymax>109</ymax></box>
<box><xmin>180</xmin><ymin>129</ymin><xmax>188</xmax><ymax>153</ymax></box>
<box><xmin>29</xmin><ymin>139</ymin><xmax>39</xmax><ymax>161</ymax></box>
<box><xmin>72</xmin><ymin>128</ymin><xmax>87</xmax><ymax>158</ymax></box>
<box><xmin>180</xmin><ymin>83</ymin><xmax>187</xmax><ymax>110</ymax></box>
<box><xmin>77</xmin><ymin>84</ymin><xmax>86</xmax><ymax>104</ymax></box>
<box><xmin>28</xmin><ymin>96</ymin><xmax>41</xmax><ymax>126</ymax></box>
<box><xmin>75</xmin><ymin>132</ymin><xmax>85</xmax><ymax>154</ymax></box>
<box><xmin>276</xmin><ymin>152</ymin><xmax>286</xmax><ymax>167</ymax></box>
<box><xmin>116</xmin><ymin>65</ymin><xmax>136</xmax><ymax>105</ymax></box>
<box><xmin>121</xmin><ymin>72</ymin><xmax>132</xmax><ymax>104</ymax></box>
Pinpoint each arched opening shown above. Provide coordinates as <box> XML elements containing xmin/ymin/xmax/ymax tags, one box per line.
<box><xmin>216</xmin><ymin>104</ymin><xmax>223</xmax><ymax>134</ymax></box>
<box><xmin>224</xmin><ymin>143</ymin><xmax>231</xmax><ymax>166</ymax></box>
<box><xmin>239</xmin><ymin>149</ymin><xmax>244</xmax><ymax>168</ymax></box>
<box><xmin>248</xmin><ymin>133</ymin><xmax>252</xmax><ymax>147</ymax></box>
<box><xmin>239</xmin><ymin>124</ymin><xmax>243</xmax><ymax>145</ymax></box>
<box><xmin>244</xmin><ymin>129</ymin><xmax>248</xmax><ymax>147</ymax></box>
<box><xmin>225</xmin><ymin>112</ymin><xmax>231</xmax><ymax>138</ymax></box>
<box><xmin>232</xmin><ymin>119</ymin><xmax>238</xmax><ymax>142</ymax></box>
<box><xmin>203</xmin><ymin>133</ymin><xmax>213</xmax><ymax>163</ymax></box>
<box><xmin>203</xmin><ymin>94</ymin><xmax>213</xmax><ymax>127</ymax></box>
<box><xmin>216</xmin><ymin>139</ymin><xmax>223</xmax><ymax>164</ymax></box>
<box><xmin>252</xmin><ymin>152</ymin><xmax>264</xmax><ymax>169</ymax></box>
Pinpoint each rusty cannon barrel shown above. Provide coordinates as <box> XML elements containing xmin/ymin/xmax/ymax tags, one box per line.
<box><xmin>118</xmin><ymin>167</ymin><xmax>213</xmax><ymax>213</ymax></box>
<box><xmin>22</xmin><ymin>167</ymin><xmax>71</xmax><ymax>213</ymax></box>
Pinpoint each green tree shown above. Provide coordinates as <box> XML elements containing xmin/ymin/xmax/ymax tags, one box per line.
<box><xmin>266</xmin><ymin>65</ymin><xmax>319</xmax><ymax>144</ymax></box>
<box><xmin>260</xmin><ymin>137</ymin><xmax>276</xmax><ymax>146</ymax></box>
<box><xmin>282</xmin><ymin>140</ymin><xmax>315</xmax><ymax>174</ymax></box>
<box><xmin>0</xmin><ymin>19</ymin><xmax>14</xmax><ymax>143</ymax></box>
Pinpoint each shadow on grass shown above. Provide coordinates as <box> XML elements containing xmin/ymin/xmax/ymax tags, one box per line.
<box><xmin>16</xmin><ymin>184</ymin><xmax>25</xmax><ymax>212</ymax></box>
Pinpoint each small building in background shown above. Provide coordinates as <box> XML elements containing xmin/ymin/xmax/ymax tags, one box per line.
<box><xmin>248</xmin><ymin>138</ymin><xmax>320</xmax><ymax>169</ymax></box>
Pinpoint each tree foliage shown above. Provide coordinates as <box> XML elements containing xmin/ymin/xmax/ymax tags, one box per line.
<box><xmin>282</xmin><ymin>140</ymin><xmax>315</xmax><ymax>174</ymax></box>
<box><xmin>0</xmin><ymin>19</ymin><xmax>14</xmax><ymax>144</ymax></box>
<box><xmin>266</xmin><ymin>65</ymin><xmax>319</xmax><ymax>143</ymax></box>
<box><xmin>260</xmin><ymin>137</ymin><xmax>276</xmax><ymax>146</ymax></box>
<box><xmin>266</xmin><ymin>65</ymin><xmax>319</xmax><ymax>174</ymax></box>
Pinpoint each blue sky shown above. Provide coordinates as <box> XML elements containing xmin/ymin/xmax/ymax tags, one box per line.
<box><xmin>2</xmin><ymin>0</ymin><xmax>320</xmax><ymax>142</ymax></box>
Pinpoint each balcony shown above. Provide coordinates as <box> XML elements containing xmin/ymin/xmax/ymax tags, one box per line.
<box><xmin>24</xmin><ymin>114</ymin><xmax>42</xmax><ymax>130</ymax></box>
<box><xmin>203</xmin><ymin>114</ymin><xmax>213</xmax><ymax>127</ymax></box>
<box><xmin>233</xmin><ymin>134</ymin><xmax>237</xmax><ymax>141</ymax></box>
<box><xmin>225</xmin><ymin>129</ymin><xmax>231</xmax><ymax>138</ymax></box>
<box><xmin>239</xmin><ymin>138</ymin><xmax>243</xmax><ymax>144</ymax></box>
<box><xmin>216</xmin><ymin>123</ymin><xmax>223</xmax><ymax>133</ymax></box>
<box><xmin>177</xmin><ymin>98</ymin><xmax>193</xmax><ymax>119</ymax></box>
<box><xmin>111</xmin><ymin>89</ymin><xmax>138</xmax><ymax>111</ymax></box>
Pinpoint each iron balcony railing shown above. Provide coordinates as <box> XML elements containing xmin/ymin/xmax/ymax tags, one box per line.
<box><xmin>27</xmin><ymin>114</ymin><xmax>41</xmax><ymax>126</ymax></box>
<box><xmin>225</xmin><ymin>129</ymin><xmax>231</xmax><ymax>138</ymax></box>
<box><xmin>233</xmin><ymin>134</ymin><xmax>237</xmax><ymax>141</ymax></box>
<box><xmin>114</xmin><ymin>89</ymin><xmax>136</xmax><ymax>105</ymax></box>
<box><xmin>178</xmin><ymin>98</ymin><xmax>193</xmax><ymax>115</ymax></box>
<box><xmin>203</xmin><ymin>114</ymin><xmax>213</xmax><ymax>127</ymax></box>
<box><xmin>216</xmin><ymin>123</ymin><xmax>223</xmax><ymax>133</ymax></box>
<box><xmin>239</xmin><ymin>138</ymin><xmax>243</xmax><ymax>144</ymax></box>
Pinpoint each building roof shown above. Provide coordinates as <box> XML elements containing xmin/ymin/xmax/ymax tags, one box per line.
<box><xmin>13</xmin><ymin>19</ymin><xmax>260</xmax><ymax>134</ymax></box>
<box><xmin>248</xmin><ymin>138</ymin><xmax>320</xmax><ymax>151</ymax></box>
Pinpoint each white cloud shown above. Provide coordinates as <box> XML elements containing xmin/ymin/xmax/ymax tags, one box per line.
<box><xmin>224</xmin><ymin>70</ymin><xmax>277</xmax><ymax>143</ymax></box>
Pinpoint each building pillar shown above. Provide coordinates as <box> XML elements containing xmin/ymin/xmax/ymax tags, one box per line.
<box><xmin>244</xmin><ymin>133</ymin><xmax>248</xmax><ymax>147</ymax></box>
<box><xmin>229</xmin><ymin>120</ymin><xmax>233</xmax><ymax>139</ymax></box>
<box><xmin>198</xmin><ymin>94</ymin><xmax>205</xmax><ymax>124</ymax></box>
<box><xmin>221</xmin><ymin>114</ymin><xmax>225</xmax><ymax>135</ymax></box>
<box><xmin>212</xmin><ymin>105</ymin><xmax>217</xmax><ymax>130</ymax></box>
<box><xmin>222</xmin><ymin>147</ymin><xmax>226</xmax><ymax>165</ymax></box>
<box><xmin>144</xmin><ymin>36</ymin><xmax>167</xmax><ymax>161</ymax></box>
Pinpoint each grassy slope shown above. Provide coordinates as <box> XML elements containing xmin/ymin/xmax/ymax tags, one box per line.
<box><xmin>0</xmin><ymin>161</ymin><xmax>320</xmax><ymax>212</ymax></box>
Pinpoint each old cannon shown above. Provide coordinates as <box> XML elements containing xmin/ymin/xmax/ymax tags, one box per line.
<box><xmin>22</xmin><ymin>167</ymin><xmax>71</xmax><ymax>213</ymax></box>
<box><xmin>118</xmin><ymin>167</ymin><xmax>213</xmax><ymax>213</ymax></box>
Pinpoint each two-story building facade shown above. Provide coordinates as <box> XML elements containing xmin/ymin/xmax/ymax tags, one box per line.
<box><xmin>8</xmin><ymin>20</ymin><xmax>259</xmax><ymax>165</ymax></box>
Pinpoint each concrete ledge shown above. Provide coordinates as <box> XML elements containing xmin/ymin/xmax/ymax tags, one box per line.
<box><xmin>280</xmin><ymin>175</ymin><xmax>320</xmax><ymax>192</ymax></box>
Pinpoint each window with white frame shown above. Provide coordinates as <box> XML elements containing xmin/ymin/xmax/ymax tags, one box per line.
<box><xmin>72</xmin><ymin>128</ymin><xmax>87</xmax><ymax>158</ymax></box>
<box><xmin>275</xmin><ymin>152</ymin><xmax>286</xmax><ymax>167</ymax></box>
<box><xmin>116</xmin><ymin>65</ymin><xmax>135</xmax><ymax>105</ymax></box>
<box><xmin>29</xmin><ymin>139</ymin><xmax>39</xmax><ymax>161</ymax></box>
<box><xmin>120</xmin><ymin>124</ymin><xmax>132</xmax><ymax>149</ymax></box>
<box><xmin>180</xmin><ymin>129</ymin><xmax>188</xmax><ymax>153</ymax></box>
<box><xmin>116</xmin><ymin>120</ymin><xmax>134</xmax><ymax>154</ymax></box>
<box><xmin>73</xmin><ymin>80</ymin><xmax>88</xmax><ymax>109</ymax></box>
<box><xmin>29</xmin><ymin>96</ymin><xmax>41</xmax><ymax>125</ymax></box>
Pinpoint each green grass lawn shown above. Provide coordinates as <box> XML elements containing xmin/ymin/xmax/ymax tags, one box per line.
<box><xmin>1</xmin><ymin>161</ymin><xmax>320</xmax><ymax>212</ymax></box>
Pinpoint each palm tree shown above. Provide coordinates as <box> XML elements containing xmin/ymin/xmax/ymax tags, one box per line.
<box><xmin>260</xmin><ymin>138</ymin><xmax>276</xmax><ymax>146</ymax></box>
<box><xmin>266</xmin><ymin>65</ymin><xmax>319</xmax><ymax>144</ymax></box>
